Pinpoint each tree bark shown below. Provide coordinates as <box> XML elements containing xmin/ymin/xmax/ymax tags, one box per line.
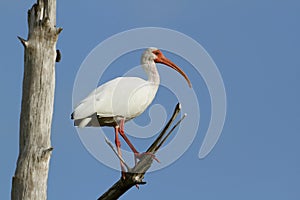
<box><xmin>11</xmin><ymin>0</ymin><xmax>61</xmax><ymax>199</ymax></box>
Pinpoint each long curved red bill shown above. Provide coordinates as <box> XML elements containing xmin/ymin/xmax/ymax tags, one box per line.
<box><xmin>154</xmin><ymin>52</ymin><xmax>192</xmax><ymax>88</ymax></box>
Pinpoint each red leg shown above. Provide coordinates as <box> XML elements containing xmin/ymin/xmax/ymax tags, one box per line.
<box><xmin>119</xmin><ymin>120</ymin><xmax>140</xmax><ymax>188</ymax></box>
<box><xmin>118</xmin><ymin>119</ymin><xmax>160</xmax><ymax>164</ymax></box>
<box><xmin>118</xmin><ymin>119</ymin><xmax>139</xmax><ymax>154</ymax></box>
<box><xmin>114</xmin><ymin>126</ymin><xmax>126</xmax><ymax>179</ymax></box>
<box><xmin>118</xmin><ymin>119</ymin><xmax>141</xmax><ymax>164</ymax></box>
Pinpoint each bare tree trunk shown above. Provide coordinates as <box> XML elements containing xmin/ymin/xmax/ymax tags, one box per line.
<box><xmin>11</xmin><ymin>0</ymin><xmax>61</xmax><ymax>199</ymax></box>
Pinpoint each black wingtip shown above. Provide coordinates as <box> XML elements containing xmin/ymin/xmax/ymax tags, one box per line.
<box><xmin>71</xmin><ymin>112</ymin><xmax>74</xmax><ymax>119</ymax></box>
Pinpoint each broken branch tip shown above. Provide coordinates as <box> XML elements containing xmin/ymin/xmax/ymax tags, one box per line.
<box><xmin>17</xmin><ymin>36</ymin><xmax>28</xmax><ymax>47</ymax></box>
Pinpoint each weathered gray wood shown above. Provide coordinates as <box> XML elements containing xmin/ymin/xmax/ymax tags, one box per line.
<box><xmin>98</xmin><ymin>103</ymin><xmax>184</xmax><ymax>200</ymax></box>
<box><xmin>11</xmin><ymin>0</ymin><xmax>61</xmax><ymax>199</ymax></box>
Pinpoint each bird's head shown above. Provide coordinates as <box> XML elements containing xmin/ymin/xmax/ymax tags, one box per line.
<box><xmin>141</xmin><ymin>47</ymin><xmax>192</xmax><ymax>88</ymax></box>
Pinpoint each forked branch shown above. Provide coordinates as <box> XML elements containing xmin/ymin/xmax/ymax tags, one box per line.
<box><xmin>98</xmin><ymin>103</ymin><xmax>185</xmax><ymax>200</ymax></box>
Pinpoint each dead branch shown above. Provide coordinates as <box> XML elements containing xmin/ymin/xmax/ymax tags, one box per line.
<box><xmin>98</xmin><ymin>103</ymin><xmax>184</xmax><ymax>200</ymax></box>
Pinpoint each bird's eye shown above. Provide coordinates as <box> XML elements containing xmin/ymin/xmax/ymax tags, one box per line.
<box><xmin>154</xmin><ymin>51</ymin><xmax>160</xmax><ymax>55</ymax></box>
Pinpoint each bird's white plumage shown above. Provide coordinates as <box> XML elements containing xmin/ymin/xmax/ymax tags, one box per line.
<box><xmin>72</xmin><ymin>77</ymin><xmax>159</xmax><ymax>126</ymax></box>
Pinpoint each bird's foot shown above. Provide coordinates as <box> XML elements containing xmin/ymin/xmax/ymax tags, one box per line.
<box><xmin>134</xmin><ymin>152</ymin><xmax>160</xmax><ymax>163</ymax></box>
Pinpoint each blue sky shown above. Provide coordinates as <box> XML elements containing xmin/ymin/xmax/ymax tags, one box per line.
<box><xmin>1</xmin><ymin>0</ymin><xmax>300</xmax><ymax>199</ymax></box>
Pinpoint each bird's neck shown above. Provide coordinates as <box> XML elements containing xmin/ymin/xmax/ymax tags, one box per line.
<box><xmin>142</xmin><ymin>61</ymin><xmax>160</xmax><ymax>85</ymax></box>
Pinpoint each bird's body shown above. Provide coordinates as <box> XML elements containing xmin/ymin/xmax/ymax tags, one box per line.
<box><xmin>71</xmin><ymin>47</ymin><xmax>191</xmax><ymax>177</ymax></box>
<box><xmin>72</xmin><ymin>77</ymin><xmax>159</xmax><ymax>127</ymax></box>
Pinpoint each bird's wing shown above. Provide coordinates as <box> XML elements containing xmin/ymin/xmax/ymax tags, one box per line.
<box><xmin>72</xmin><ymin>77</ymin><xmax>123</xmax><ymax>120</ymax></box>
<box><xmin>72</xmin><ymin>77</ymin><xmax>155</xmax><ymax>120</ymax></box>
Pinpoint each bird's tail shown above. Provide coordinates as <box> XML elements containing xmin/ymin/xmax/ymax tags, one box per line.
<box><xmin>74</xmin><ymin>117</ymin><xmax>92</xmax><ymax>128</ymax></box>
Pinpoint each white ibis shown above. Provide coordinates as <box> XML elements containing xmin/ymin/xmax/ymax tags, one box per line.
<box><xmin>71</xmin><ymin>47</ymin><xmax>191</xmax><ymax>176</ymax></box>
